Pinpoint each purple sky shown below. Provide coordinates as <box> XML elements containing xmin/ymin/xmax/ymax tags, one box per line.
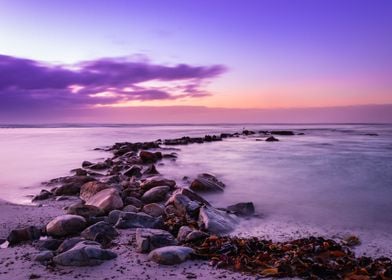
<box><xmin>0</xmin><ymin>0</ymin><xmax>391</xmax><ymax>123</ymax></box>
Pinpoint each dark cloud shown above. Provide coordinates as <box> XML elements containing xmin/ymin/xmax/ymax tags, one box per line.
<box><xmin>0</xmin><ymin>54</ymin><xmax>226</xmax><ymax>111</ymax></box>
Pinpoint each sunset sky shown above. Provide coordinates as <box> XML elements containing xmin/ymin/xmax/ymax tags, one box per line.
<box><xmin>0</xmin><ymin>0</ymin><xmax>391</xmax><ymax>123</ymax></box>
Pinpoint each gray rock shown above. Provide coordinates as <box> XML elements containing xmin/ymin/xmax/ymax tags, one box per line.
<box><xmin>266</xmin><ymin>136</ymin><xmax>279</xmax><ymax>142</ymax></box>
<box><xmin>148</xmin><ymin>246</ymin><xmax>194</xmax><ymax>265</ymax></box>
<box><xmin>136</xmin><ymin>228</ymin><xmax>177</xmax><ymax>253</ymax></box>
<box><xmin>80</xmin><ymin>181</ymin><xmax>108</xmax><ymax>201</ymax></box>
<box><xmin>115</xmin><ymin>212</ymin><xmax>163</xmax><ymax>229</ymax></box>
<box><xmin>46</xmin><ymin>215</ymin><xmax>87</xmax><ymax>237</ymax></box>
<box><xmin>190</xmin><ymin>173</ymin><xmax>225</xmax><ymax>193</ymax></box>
<box><xmin>66</xmin><ymin>203</ymin><xmax>104</xmax><ymax>219</ymax></box>
<box><xmin>56</xmin><ymin>237</ymin><xmax>88</xmax><ymax>254</ymax></box>
<box><xmin>140</xmin><ymin>178</ymin><xmax>176</xmax><ymax>191</ymax></box>
<box><xmin>177</xmin><ymin>226</ymin><xmax>193</xmax><ymax>242</ymax></box>
<box><xmin>7</xmin><ymin>226</ymin><xmax>41</xmax><ymax>245</ymax></box>
<box><xmin>123</xmin><ymin>204</ymin><xmax>138</xmax><ymax>212</ymax></box>
<box><xmin>227</xmin><ymin>202</ymin><xmax>255</xmax><ymax>216</ymax></box>
<box><xmin>143</xmin><ymin>164</ymin><xmax>159</xmax><ymax>175</ymax></box>
<box><xmin>33</xmin><ymin>250</ymin><xmax>54</xmax><ymax>263</ymax></box>
<box><xmin>141</xmin><ymin>186</ymin><xmax>170</xmax><ymax>203</ymax></box>
<box><xmin>142</xmin><ymin>203</ymin><xmax>164</xmax><ymax>217</ymax></box>
<box><xmin>86</xmin><ymin>188</ymin><xmax>123</xmax><ymax>213</ymax></box>
<box><xmin>53</xmin><ymin>241</ymin><xmax>117</xmax><ymax>266</ymax></box>
<box><xmin>123</xmin><ymin>196</ymin><xmax>144</xmax><ymax>208</ymax></box>
<box><xmin>34</xmin><ymin>238</ymin><xmax>63</xmax><ymax>251</ymax></box>
<box><xmin>80</xmin><ymin>222</ymin><xmax>118</xmax><ymax>245</ymax></box>
<box><xmin>166</xmin><ymin>193</ymin><xmax>201</xmax><ymax>217</ymax></box>
<box><xmin>198</xmin><ymin>206</ymin><xmax>237</xmax><ymax>235</ymax></box>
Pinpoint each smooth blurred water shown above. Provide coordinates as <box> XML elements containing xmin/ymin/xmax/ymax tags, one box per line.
<box><xmin>0</xmin><ymin>124</ymin><xmax>391</xmax><ymax>255</ymax></box>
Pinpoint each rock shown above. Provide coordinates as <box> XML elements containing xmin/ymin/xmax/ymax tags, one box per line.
<box><xmin>80</xmin><ymin>181</ymin><xmax>108</xmax><ymax>201</ymax></box>
<box><xmin>66</xmin><ymin>203</ymin><xmax>104</xmax><ymax>219</ymax></box>
<box><xmin>86</xmin><ymin>188</ymin><xmax>123</xmax><ymax>213</ymax></box>
<box><xmin>115</xmin><ymin>212</ymin><xmax>163</xmax><ymax>229</ymax></box>
<box><xmin>80</xmin><ymin>222</ymin><xmax>118</xmax><ymax>245</ymax></box>
<box><xmin>140</xmin><ymin>151</ymin><xmax>162</xmax><ymax>163</ymax></box>
<box><xmin>33</xmin><ymin>250</ymin><xmax>54</xmax><ymax>263</ymax></box>
<box><xmin>46</xmin><ymin>215</ymin><xmax>87</xmax><ymax>237</ymax></box>
<box><xmin>343</xmin><ymin>235</ymin><xmax>361</xmax><ymax>247</ymax></box>
<box><xmin>53</xmin><ymin>241</ymin><xmax>117</xmax><ymax>266</ymax></box>
<box><xmin>190</xmin><ymin>173</ymin><xmax>225</xmax><ymax>193</ymax></box>
<box><xmin>140</xmin><ymin>178</ymin><xmax>176</xmax><ymax>191</ymax></box>
<box><xmin>167</xmin><ymin>193</ymin><xmax>200</xmax><ymax>217</ymax></box>
<box><xmin>136</xmin><ymin>228</ymin><xmax>177</xmax><ymax>253</ymax></box>
<box><xmin>124</xmin><ymin>196</ymin><xmax>144</xmax><ymax>208</ymax></box>
<box><xmin>142</xmin><ymin>203</ymin><xmax>164</xmax><ymax>217</ymax></box>
<box><xmin>32</xmin><ymin>190</ymin><xmax>53</xmax><ymax>201</ymax></box>
<box><xmin>82</xmin><ymin>161</ymin><xmax>93</xmax><ymax>167</ymax></box>
<box><xmin>56</xmin><ymin>237</ymin><xmax>87</xmax><ymax>254</ymax></box>
<box><xmin>72</xmin><ymin>168</ymin><xmax>87</xmax><ymax>176</ymax></box>
<box><xmin>54</xmin><ymin>176</ymin><xmax>96</xmax><ymax>196</ymax></box>
<box><xmin>148</xmin><ymin>246</ymin><xmax>194</xmax><ymax>265</ymax></box>
<box><xmin>177</xmin><ymin>226</ymin><xmax>193</xmax><ymax>242</ymax></box>
<box><xmin>143</xmin><ymin>164</ymin><xmax>159</xmax><ymax>175</ymax></box>
<box><xmin>270</xmin><ymin>130</ymin><xmax>295</xmax><ymax>136</ymax></box>
<box><xmin>123</xmin><ymin>204</ymin><xmax>138</xmax><ymax>212</ymax></box>
<box><xmin>167</xmin><ymin>188</ymin><xmax>210</xmax><ymax>206</ymax></box>
<box><xmin>89</xmin><ymin>162</ymin><xmax>109</xmax><ymax>170</ymax></box>
<box><xmin>7</xmin><ymin>226</ymin><xmax>41</xmax><ymax>245</ymax></box>
<box><xmin>123</xmin><ymin>165</ymin><xmax>142</xmax><ymax>177</ymax></box>
<box><xmin>266</xmin><ymin>136</ymin><xmax>279</xmax><ymax>142</ymax></box>
<box><xmin>185</xmin><ymin>230</ymin><xmax>209</xmax><ymax>242</ymax></box>
<box><xmin>198</xmin><ymin>206</ymin><xmax>237</xmax><ymax>235</ymax></box>
<box><xmin>34</xmin><ymin>238</ymin><xmax>63</xmax><ymax>251</ymax></box>
<box><xmin>227</xmin><ymin>202</ymin><xmax>255</xmax><ymax>216</ymax></box>
<box><xmin>141</xmin><ymin>186</ymin><xmax>170</xmax><ymax>203</ymax></box>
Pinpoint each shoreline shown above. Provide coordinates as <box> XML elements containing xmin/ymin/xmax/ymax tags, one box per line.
<box><xmin>1</xmin><ymin>129</ymin><xmax>391</xmax><ymax>279</ymax></box>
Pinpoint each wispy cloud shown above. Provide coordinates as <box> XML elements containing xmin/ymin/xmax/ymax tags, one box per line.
<box><xmin>0</xmin><ymin>54</ymin><xmax>226</xmax><ymax>110</ymax></box>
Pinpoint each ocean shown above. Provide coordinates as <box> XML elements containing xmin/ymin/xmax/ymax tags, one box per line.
<box><xmin>0</xmin><ymin>123</ymin><xmax>391</xmax><ymax>257</ymax></box>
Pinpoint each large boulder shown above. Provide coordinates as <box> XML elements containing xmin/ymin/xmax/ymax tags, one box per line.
<box><xmin>190</xmin><ymin>174</ymin><xmax>225</xmax><ymax>193</ymax></box>
<box><xmin>136</xmin><ymin>228</ymin><xmax>177</xmax><ymax>253</ymax></box>
<box><xmin>227</xmin><ymin>202</ymin><xmax>255</xmax><ymax>217</ymax></box>
<box><xmin>7</xmin><ymin>226</ymin><xmax>41</xmax><ymax>245</ymax></box>
<box><xmin>198</xmin><ymin>206</ymin><xmax>237</xmax><ymax>235</ymax></box>
<box><xmin>114</xmin><ymin>212</ymin><xmax>163</xmax><ymax>229</ymax></box>
<box><xmin>66</xmin><ymin>203</ymin><xmax>104</xmax><ymax>219</ymax></box>
<box><xmin>142</xmin><ymin>203</ymin><xmax>164</xmax><ymax>217</ymax></box>
<box><xmin>148</xmin><ymin>246</ymin><xmax>194</xmax><ymax>265</ymax></box>
<box><xmin>80</xmin><ymin>181</ymin><xmax>108</xmax><ymax>201</ymax></box>
<box><xmin>141</xmin><ymin>186</ymin><xmax>170</xmax><ymax>203</ymax></box>
<box><xmin>80</xmin><ymin>222</ymin><xmax>118</xmax><ymax>245</ymax></box>
<box><xmin>86</xmin><ymin>188</ymin><xmax>123</xmax><ymax>213</ymax></box>
<box><xmin>53</xmin><ymin>241</ymin><xmax>117</xmax><ymax>266</ymax></box>
<box><xmin>46</xmin><ymin>215</ymin><xmax>87</xmax><ymax>237</ymax></box>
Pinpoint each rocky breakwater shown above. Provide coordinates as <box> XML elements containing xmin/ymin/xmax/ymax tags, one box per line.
<box><xmin>3</xmin><ymin>129</ymin><xmax>389</xmax><ymax>279</ymax></box>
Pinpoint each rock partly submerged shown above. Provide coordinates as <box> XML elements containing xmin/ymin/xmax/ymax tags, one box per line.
<box><xmin>190</xmin><ymin>173</ymin><xmax>225</xmax><ymax>193</ymax></box>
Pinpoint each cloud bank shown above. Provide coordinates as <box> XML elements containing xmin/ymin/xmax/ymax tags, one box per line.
<box><xmin>0</xmin><ymin>54</ymin><xmax>226</xmax><ymax>111</ymax></box>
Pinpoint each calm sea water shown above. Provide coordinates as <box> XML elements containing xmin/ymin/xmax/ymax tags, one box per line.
<box><xmin>0</xmin><ymin>124</ymin><xmax>391</xmax><ymax>256</ymax></box>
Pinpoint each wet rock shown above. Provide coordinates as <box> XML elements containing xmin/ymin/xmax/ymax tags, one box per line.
<box><xmin>56</xmin><ymin>237</ymin><xmax>87</xmax><ymax>254</ymax></box>
<box><xmin>143</xmin><ymin>164</ymin><xmax>159</xmax><ymax>175</ymax></box>
<box><xmin>114</xmin><ymin>212</ymin><xmax>163</xmax><ymax>229</ymax></box>
<box><xmin>46</xmin><ymin>215</ymin><xmax>87</xmax><ymax>237</ymax></box>
<box><xmin>53</xmin><ymin>241</ymin><xmax>117</xmax><ymax>266</ymax></box>
<box><xmin>86</xmin><ymin>188</ymin><xmax>123</xmax><ymax>213</ymax></box>
<box><xmin>227</xmin><ymin>202</ymin><xmax>255</xmax><ymax>217</ymax></box>
<box><xmin>266</xmin><ymin>136</ymin><xmax>279</xmax><ymax>142</ymax></box>
<box><xmin>190</xmin><ymin>173</ymin><xmax>225</xmax><ymax>193</ymax></box>
<box><xmin>177</xmin><ymin>226</ymin><xmax>193</xmax><ymax>242</ymax></box>
<box><xmin>72</xmin><ymin>168</ymin><xmax>87</xmax><ymax>176</ymax></box>
<box><xmin>198</xmin><ymin>206</ymin><xmax>237</xmax><ymax>235</ymax></box>
<box><xmin>33</xmin><ymin>250</ymin><xmax>54</xmax><ymax>263</ymax></box>
<box><xmin>34</xmin><ymin>238</ymin><xmax>63</xmax><ymax>251</ymax></box>
<box><xmin>140</xmin><ymin>151</ymin><xmax>162</xmax><ymax>163</ymax></box>
<box><xmin>123</xmin><ymin>204</ymin><xmax>138</xmax><ymax>212</ymax></box>
<box><xmin>32</xmin><ymin>189</ymin><xmax>53</xmax><ymax>201</ymax></box>
<box><xmin>167</xmin><ymin>193</ymin><xmax>200</xmax><ymax>217</ymax></box>
<box><xmin>141</xmin><ymin>186</ymin><xmax>170</xmax><ymax>203</ymax></box>
<box><xmin>242</xmin><ymin>130</ymin><xmax>256</xmax><ymax>135</ymax></box>
<box><xmin>123</xmin><ymin>196</ymin><xmax>144</xmax><ymax>208</ymax></box>
<box><xmin>7</xmin><ymin>226</ymin><xmax>41</xmax><ymax>245</ymax></box>
<box><xmin>123</xmin><ymin>165</ymin><xmax>142</xmax><ymax>177</ymax></box>
<box><xmin>82</xmin><ymin>161</ymin><xmax>93</xmax><ymax>167</ymax></box>
<box><xmin>343</xmin><ymin>235</ymin><xmax>361</xmax><ymax>247</ymax></box>
<box><xmin>136</xmin><ymin>228</ymin><xmax>177</xmax><ymax>253</ymax></box>
<box><xmin>148</xmin><ymin>246</ymin><xmax>194</xmax><ymax>265</ymax></box>
<box><xmin>80</xmin><ymin>181</ymin><xmax>108</xmax><ymax>201</ymax></box>
<box><xmin>89</xmin><ymin>162</ymin><xmax>109</xmax><ymax>170</ymax></box>
<box><xmin>271</xmin><ymin>130</ymin><xmax>295</xmax><ymax>136</ymax></box>
<box><xmin>185</xmin><ymin>230</ymin><xmax>209</xmax><ymax>242</ymax></box>
<box><xmin>80</xmin><ymin>221</ymin><xmax>118</xmax><ymax>245</ymax></box>
<box><xmin>54</xmin><ymin>176</ymin><xmax>96</xmax><ymax>196</ymax></box>
<box><xmin>140</xmin><ymin>178</ymin><xmax>176</xmax><ymax>191</ymax></box>
<box><xmin>142</xmin><ymin>203</ymin><xmax>164</xmax><ymax>217</ymax></box>
<box><xmin>168</xmin><ymin>188</ymin><xmax>210</xmax><ymax>206</ymax></box>
<box><xmin>66</xmin><ymin>203</ymin><xmax>104</xmax><ymax>219</ymax></box>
